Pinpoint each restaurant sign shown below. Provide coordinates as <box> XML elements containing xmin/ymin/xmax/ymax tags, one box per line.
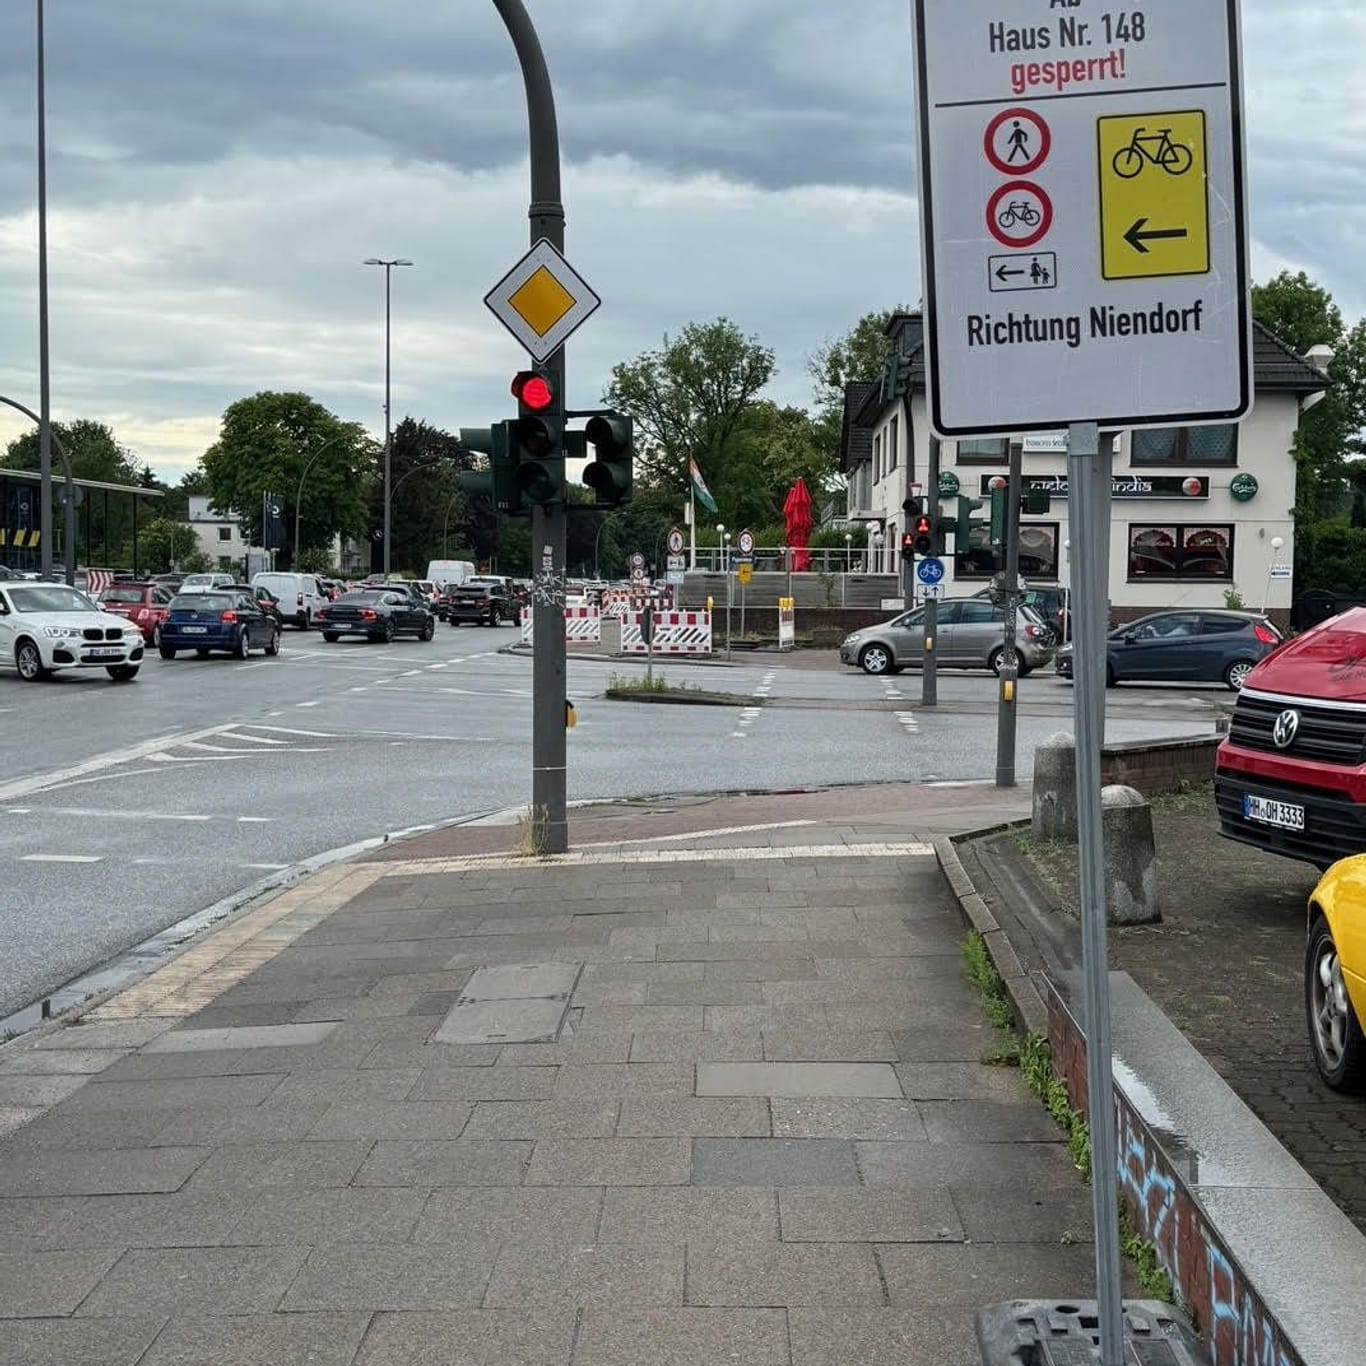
<box><xmin>980</xmin><ymin>473</ymin><xmax>1209</xmax><ymax>500</ymax></box>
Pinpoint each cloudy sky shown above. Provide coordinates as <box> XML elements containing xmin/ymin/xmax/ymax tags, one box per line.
<box><xmin>0</xmin><ymin>0</ymin><xmax>1357</xmax><ymax>482</ymax></box>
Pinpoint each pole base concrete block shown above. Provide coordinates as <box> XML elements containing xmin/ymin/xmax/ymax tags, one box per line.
<box><xmin>1102</xmin><ymin>784</ymin><xmax>1161</xmax><ymax>925</ymax></box>
<box><xmin>1031</xmin><ymin>732</ymin><xmax>1077</xmax><ymax>843</ymax></box>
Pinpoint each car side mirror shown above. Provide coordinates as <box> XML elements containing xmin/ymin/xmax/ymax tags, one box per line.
<box><xmin>1122</xmin><ymin>632</ymin><xmax>1137</xmax><ymax>645</ymax></box>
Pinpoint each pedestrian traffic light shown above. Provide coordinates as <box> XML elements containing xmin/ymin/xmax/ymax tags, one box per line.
<box><xmin>902</xmin><ymin>496</ymin><xmax>924</xmax><ymax>520</ymax></box>
<box><xmin>900</xmin><ymin>532</ymin><xmax>915</xmax><ymax>561</ymax></box>
<box><xmin>989</xmin><ymin>483</ymin><xmax>1010</xmax><ymax>545</ymax></box>
<box><xmin>954</xmin><ymin>495</ymin><xmax>984</xmax><ymax>545</ymax></box>
<box><xmin>912</xmin><ymin>512</ymin><xmax>935</xmax><ymax>556</ymax></box>
<box><xmin>510</xmin><ymin>369</ymin><xmax>562</xmax><ymax>506</ymax></box>
<box><xmin>455</xmin><ymin>423</ymin><xmax>517</xmax><ymax>512</ymax></box>
<box><xmin>581</xmin><ymin>410</ymin><xmax>634</xmax><ymax>506</ymax></box>
<box><xmin>1021</xmin><ymin>487</ymin><xmax>1052</xmax><ymax>515</ymax></box>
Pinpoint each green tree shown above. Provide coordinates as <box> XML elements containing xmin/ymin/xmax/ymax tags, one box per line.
<box><xmin>372</xmin><ymin>419</ymin><xmax>476</xmax><ymax>576</ymax></box>
<box><xmin>2</xmin><ymin>418</ymin><xmax>140</xmax><ymax>484</ymax></box>
<box><xmin>136</xmin><ymin>518</ymin><xmax>201</xmax><ymax>574</ymax></box>
<box><xmin>603</xmin><ymin>318</ymin><xmax>775</xmax><ymax>507</ymax></box>
<box><xmin>201</xmin><ymin>393</ymin><xmax>373</xmax><ymax>557</ymax></box>
<box><xmin>807</xmin><ymin>308</ymin><xmax>901</xmax><ymax>418</ymax></box>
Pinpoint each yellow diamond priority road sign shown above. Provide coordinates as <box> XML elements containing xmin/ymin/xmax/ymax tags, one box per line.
<box><xmin>485</xmin><ymin>238</ymin><xmax>602</xmax><ymax>364</ymax></box>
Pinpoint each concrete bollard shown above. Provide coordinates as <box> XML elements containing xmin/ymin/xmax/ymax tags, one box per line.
<box><xmin>1032</xmin><ymin>732</ymin><xmax>1078</xmax><ymax>842</ymax></box>
<box><xmin>1102</xmin><ymin>784</ymin><xmax>1161</xmax><ymax>925</ymax></box>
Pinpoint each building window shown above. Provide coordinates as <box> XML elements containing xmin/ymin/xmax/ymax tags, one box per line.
<box><xmin>955</xmin><ymin>522</ymin><xmax>1060</xmax><ymax>581</ymax></box>
<box><xmin>1130</xmin><ymin>425</ymin><xmax>1237</xmax><ymax>466</ymax></box>
<box><xmin>872</xmin><ymin>433</ymin><xmax>882</xmax><ymax>482</ymax></box>
<box><xmin>1128</xmin><ymin>524</ymin><xmax>1234</xmax><ymax>580</ymax></box>
<box><xmin>217</xmin><ymin>526</ymin><xmax>232</xmax><ymax>542</ymax></box>
<box><xmin>888</xmin><ymin>415</ymin><xmax>899</xmax><ymax>472</ymax></box>
<box><xmin>956</xmin><ymin>438</ymin><xmax>1008</xmax><ymax>465</ymax></box>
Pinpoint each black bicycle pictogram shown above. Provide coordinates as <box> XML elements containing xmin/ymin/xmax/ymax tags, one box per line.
<box><xmin>1111</xmin><ymin>127</ymin><xmax>1194</xmax><ymax>179</ymax></box>
<box><xmin>997</xmin><ymin>200</ymin><xmax>1041</xmax><ymax>229</ymax></box>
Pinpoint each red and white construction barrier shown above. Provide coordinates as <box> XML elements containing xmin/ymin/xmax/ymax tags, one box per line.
<box><xmin>599</xmin><ymin>587</ymin><xmax>674</xmax><ymax>619</ymax></box>
<box><xmin>83</xmin><ymin>570</ymin><xmax>116</xmax><ymax>595</ymax></box>
<box><xmin>620</xmin><ymin>609</ymin><xmax>712</xmax><ymax>655</ymax></box>
<box><xmin>520</xmin><ymin>606</ymin><xmax>602</xmax><ymax>646</ymax></box>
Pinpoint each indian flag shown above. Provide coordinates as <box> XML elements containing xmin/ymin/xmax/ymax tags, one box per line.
<box><xmin>689</xmin><ymin>458</ymin><xmax>718</xmax><ymax>514</ymax></box>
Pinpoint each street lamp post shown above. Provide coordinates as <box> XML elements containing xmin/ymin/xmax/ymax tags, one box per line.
<box><xmin>36</xmin><ymin>0</ymin><xmax>53</xmax><ymax>581</ymax></box>
<box><xmin>442</xmin><ymin>491</ymin><xmax>459</xmax><ymax>557</ymax></box>
<box><xmin>1262</xmin><ymin>535</ymin><xmax>1286</xmax><ymax>614</ymax></box>
<box><xmin>293</xmin><ymin>433</ymin><xmax>344</xmax><ymax>566</ymax></box>
<box><xmin>363</xmin><ymin>257</ymin><xmax>413</xmax><ymax>577</ymax></box>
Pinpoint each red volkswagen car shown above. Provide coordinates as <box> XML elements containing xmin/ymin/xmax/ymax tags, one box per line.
<box><xmin>98</xmin><ymin>581</ymin><xmax>175</xmax><ymax>645</ymax></box>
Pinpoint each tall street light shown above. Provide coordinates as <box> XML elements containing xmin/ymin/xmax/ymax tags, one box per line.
<box><xmin>363</xmin><ymin>257</ymin><xmax>412</xmax><ymax>577</ymax></box>
<box><xmin>36</xmin><ymin>0</ymin><xmax>53</xmax><ymax>580</ymax></box>
<box><xmin>293</xmin><ymin>432</ymin><xmax>345</xmax><ymax>566</ymax></box>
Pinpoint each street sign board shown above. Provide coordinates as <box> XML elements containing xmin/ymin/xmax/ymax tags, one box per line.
<box><xmin>629</xmin><ymin>552</ymin><xmax>646</xmax><ymax>571</ymax></box>
<box><xmin>919</xmin><ymin>582</ymin><xmax>947</xmax><ymax>600</ymax></box>
<box><xmin>737</xmin><ymin>529</ymin><xmax>755</xmax><ymax>558</ymax></box>
<box><xmin>666</xmin><ymin>527</ymin><xmax>685</xmax><ymax>556</ymax></box>
<box><xmin>666</xmin><ymin>554</ymin><xmax>686</xmax><ymax>573</ymax></box>
<box><xmin>916</xmin><ymin>556</ymin><xmax>946</xmax><ymax>586</ymax></box>
<box><xmin>913</xmin><ymin>1</ymin><xmax>1251</xmax><ymax>437</ymax></box>
<box><xmin>737</xmin><ymin>563</ymin><xmax>753</xmax><ymax>586</ymax></box>
<box><xmin>484</xmin><ymin>238</ymin><xmax>602</xmax><ymax>365</ymax></box>
<box><xmin>666</xmin><ymin>570</ymin><xmax>686</xmax><ymax>586</ymax></box>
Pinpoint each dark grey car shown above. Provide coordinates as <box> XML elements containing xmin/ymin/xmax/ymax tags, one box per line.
<box><xmin>1055</xmin><ymin>609</ymin><xmax>1281</xmax><ymax>690</ymax></box>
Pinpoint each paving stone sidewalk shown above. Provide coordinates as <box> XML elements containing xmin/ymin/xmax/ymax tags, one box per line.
<box><xmin>0</xmin><ymin>790</ymin><xmax>1120</xmax><ymax>1366</ymax></box>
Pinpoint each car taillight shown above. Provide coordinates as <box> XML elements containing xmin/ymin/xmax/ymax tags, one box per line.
<box><xmin>1253</xmin><ymin>623</ymin><xmax>1279</xmax><ymax>646</ymax></box>
<box><xmin>360</xmin><ymin>609</ymin><xmax>377</xmax><ymax>621</ymax></box>
<box><xmin>221</xmin><ymin>610</ymin><xmax>237</xmax><ymax>623</ymax></box>
<box><xmin>1023</xmin><ymin>624</ymin><xmax>1042</xmax><ymax>639</ymax></box>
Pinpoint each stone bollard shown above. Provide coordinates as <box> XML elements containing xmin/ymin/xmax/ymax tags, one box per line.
<box><xmin>1032</xmin><ymin>732</ymin><xmax>1078</xmax><ymax>842</ymax></box>
<box><xmin>1102</xmin><ymin>784</ymin><xmax>1161</xmax><ymax>925</ymax></box>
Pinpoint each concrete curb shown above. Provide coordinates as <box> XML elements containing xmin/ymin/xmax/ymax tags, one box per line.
<box><xmin>933</xmin><ymin>832</ymin><xmax>1050</xmax><ymax>1039</ymax></box>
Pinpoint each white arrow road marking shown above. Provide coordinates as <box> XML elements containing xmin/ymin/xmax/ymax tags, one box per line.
<box><xmin>22</xmin><ymin>853</ymin><xmax>104</xmax><ymax>864</ymax></box>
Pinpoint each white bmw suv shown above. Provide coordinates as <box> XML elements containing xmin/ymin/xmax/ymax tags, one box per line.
<box><xmin>0</xmin><ymin>581</ymin><xmax>146</xmax><ymax>682</ymax></box>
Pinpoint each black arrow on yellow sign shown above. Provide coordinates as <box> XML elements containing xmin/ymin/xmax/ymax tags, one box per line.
<box><xmin>1124</xmin><ymin>218</ymin><xmax>1189</xmax><ymax>255</ymax></box>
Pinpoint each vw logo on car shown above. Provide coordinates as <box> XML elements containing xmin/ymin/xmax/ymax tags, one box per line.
<box><xmin>1272</xmin><ymin>709</ymin><xmax>1301</xmax><ymax>750</ymax></box>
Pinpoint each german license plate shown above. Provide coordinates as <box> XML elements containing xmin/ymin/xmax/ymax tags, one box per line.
<box><xmin>85</xmin><ymin>647</ymin><xmax>122</xmax><ymax>658</ymax></box>
<box><xmin>1243</xmin><ymin>795</ymin><xmax>1305</xmax><ymax>831</ymax></box>
<box><xmin>182</xmin><ymin>625</ymin><xmax>207</xmax><ymax>634</ymax></box>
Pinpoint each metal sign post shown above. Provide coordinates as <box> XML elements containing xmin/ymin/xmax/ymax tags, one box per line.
<box><xmin>912</xmin><ymin>2</ymin><xmax>1250</xmax><ymax>1361</ymax></box>
<box><xmin>994</xmin><ymin>441</ymin><xmax>1023</xmax><ymax>788</ymax></box>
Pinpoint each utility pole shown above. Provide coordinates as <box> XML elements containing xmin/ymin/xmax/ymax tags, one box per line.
<box><xmin>922</xmin><ymin>436</ymin><xmax>941</xmax><ymax>707</ymax></box>
<box><xmin>995</xmin><ymin>441</ymin><xmax>1023</xmax><ymax>787</ymax></box>
<box><xmin>493</xmin><ymin>0</ymin><xmax>569</xmax><ymax>854</ymax></box>
<box><xmin>364</xmin><ymin>258</ymin><xmax>412</xmax><ymax>579</ymax></box>
<box><xmin>36</xmin><ymin>0</ymin><xmax>54</xmax><ymax>581</ymax></box>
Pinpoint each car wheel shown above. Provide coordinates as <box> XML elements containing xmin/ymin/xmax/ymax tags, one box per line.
<box><xmin>382</xmin><ymin>619</ymin><xmax>396</xmax><ymax>644</ymax></box>
<box><xmin>322</xmin><ymin>632</ymin><xmax>340</xmax><ymax>643</ymax></box>
<box><xmin>158</xmin><ymin>646</ymin><xmax>176</xmax><ymax>660</ymax></box>
<box><xmin>988</xmin><ymin>647</ymin><xmax>1005</xmax><ymax>676</ymax></box>
<box><xmin>1307</xmin><ymin>915</ymin><xmax>1366</xmax><ymax>1092</ymax></box>
<box><xmin>421</xmin><ymin>617</ymin><xmax>435</xmax><ymax>641</ymax></box>
<box><xmin>15</xmin><ymin>639</ymin><xmax>47</xmax><ymax>682</ymax></box>
<box><xmin>858</xmin><ymin>644</ymin><xmax>891</xmax><ymax>676</ymax></box>
<box><xmin>235</xmin><ymin>630</ymin><xmax>251</xmax><ymax>660</ymax></box>
<box><xmin>106</xmin><ymin>664</ymin><xmax>139</xmax><ymax>682</ymax></box>
<box><xmin>152</xmin><ymin>624</ymin><xmax>162</xmax><ymax>648</ymax></box>
<box><xmin>1224</xmin><ymin>659</ymin><xmax>1256</xmax><ymax>691</ymax></box>
<box><xmin>265</xmin><ymin>627</ymin><xmax>281</xmax><ymax>657</ymax></box>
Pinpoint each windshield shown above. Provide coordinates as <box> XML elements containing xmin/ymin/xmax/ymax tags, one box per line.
<box><xmin>171</xmin><ymin>593</ymin><xmax>233</xmax><ymax>611</ymax></box>
<box><xmin>336</xmin><ymin>591</ymin><xmax>385</xmax><ymax>604</ymax></box>
<box><xmin>100</xmin><ymin>588</ymin><xmax>146</xmax><ymax>604</ymax></box>
<box><xmin>7</xmin><ymin>585</ymin><xmax>97</xmax><ymax>613</ymax></box>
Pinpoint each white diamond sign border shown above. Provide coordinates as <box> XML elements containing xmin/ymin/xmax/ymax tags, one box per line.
<box><xmin>484</xmin><ymin>237</ymin><xmax>602</xmax><ymax>365</ymax></box>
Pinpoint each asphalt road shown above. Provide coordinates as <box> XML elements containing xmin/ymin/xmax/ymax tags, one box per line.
<box><xmin>0</xmin><ymin>627</ymin><xmax>1223</xmax><ymax>1021</ymax></box>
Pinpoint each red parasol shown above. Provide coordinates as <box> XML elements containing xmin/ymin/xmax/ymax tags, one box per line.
<box><xmin>783</xmin><ymin>478</ymin><xmax>814</xmax><ymax>572</ymax></box>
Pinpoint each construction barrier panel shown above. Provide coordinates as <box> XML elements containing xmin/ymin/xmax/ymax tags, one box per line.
<box><xmin>778</xmin><ymin>597</ymin><xmax>795</xmax><ymax>650</ymax></box>
<box><xmin>599</xmin><ymin>587</ymin><xmax>674</xmax><ymax>619</ymax></box>
<box><xmin>620</xmin><ymin>610</ymin><xmax>712</xmax><ymax>655</ymax></box>
<box><xmin>520</xmin><ymin>606</ymin><xmax>602</xmax><ymax>646</ymax></box>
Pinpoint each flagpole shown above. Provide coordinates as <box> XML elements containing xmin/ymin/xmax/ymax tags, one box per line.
<box><xmin>689</xmin><ymin>481</ymin><xmax>696</xmax><ymax>571</ymax></box>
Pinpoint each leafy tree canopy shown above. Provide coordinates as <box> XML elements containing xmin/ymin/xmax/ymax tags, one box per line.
<box><xmin>201</xmin><ymin>392</ymin><xmax>374</xmax><ymax>552</ymax></box>
<box><xmin>2</xmin><ymin>419</ymin><xmax>141</xmax><ymax>485</ymax></box>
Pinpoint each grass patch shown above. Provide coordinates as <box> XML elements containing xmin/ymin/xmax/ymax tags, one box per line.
<box><xmin>963</xmin><ymin>932</ymin><xmax>1175</xmax><ymax>1303</ymax></box>
<box><xmin>516</xmin><ymin>805</ymin><xmax>549</xmax><ymax>857</ymax></box>
<box><xmin>607</xmin><ymin>671</ymin><xmax>672</xmax><ymax>693</ymax></box>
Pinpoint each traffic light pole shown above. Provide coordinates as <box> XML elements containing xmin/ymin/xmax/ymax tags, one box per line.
<box><xmin>995</xmin><ymin>440</ymin><xmax>1023</xmax><ymax>788</ymax></box>
<box><xmin>493</xmin><ymin>0</ymin><xmax>569</xmax><ymax>854</ymax></box>
<box><xmin>922</xmin><ymin>437</ymin><xmax>941</xmax><ymax>707</ymax></box>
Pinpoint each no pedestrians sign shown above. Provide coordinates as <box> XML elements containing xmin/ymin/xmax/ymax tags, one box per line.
<box><xmin>913</xmin><ymin>0</ymin><xmax>1252</xmax><ymax>437</ymax></box>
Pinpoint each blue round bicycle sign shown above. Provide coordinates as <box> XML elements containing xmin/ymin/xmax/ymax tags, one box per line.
<box><xmin>915</xmin><ymin>556</ymin><xmax>945</xmax><ymax>585</ymax></box>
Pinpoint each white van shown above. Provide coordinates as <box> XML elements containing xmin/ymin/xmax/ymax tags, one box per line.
<box><xmin>251</xmin><ymin>571</ymin><xmax>327</xmax><ymax>629</ymax></box>
<box><xmin>426</xmin><ymin>560</ymin><xmax>476</xmax><ymax>590</ymax></box>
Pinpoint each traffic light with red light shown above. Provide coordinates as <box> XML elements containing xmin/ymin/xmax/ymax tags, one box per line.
<box><xmin>912</xmin><ymin>512</ymin><xmax>935</xmax><ymax>556</ymax></box>
<box><xmin>510</xmin><ymin>369</ymin><xmax>563</xmax><ymax>506</ymax></box>
<box><xmin>900</xmin><ymin>532</ymin><xmax>916</xmax><ymax>561</ymax></box>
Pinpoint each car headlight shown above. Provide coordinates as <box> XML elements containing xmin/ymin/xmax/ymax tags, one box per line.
<box><xmin>42</xmin><ymin>625</ymin><xmax>76</xmax><ymax>638</ymax></box>
<box><xmin>843</xmin><ymin>633</ymin><xmax>863</xmax><ymax>646</ymax></box>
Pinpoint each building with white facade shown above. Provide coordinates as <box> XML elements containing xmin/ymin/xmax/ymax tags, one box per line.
<box><xmin>187</xmin><ymin>496</ymin><xmax>255</xmax><ymax>574</ymax></box>
<box><xmin>842</xmin><ymin>312</ymin><xmax>1328</xmax><ymax>623</ymax></box>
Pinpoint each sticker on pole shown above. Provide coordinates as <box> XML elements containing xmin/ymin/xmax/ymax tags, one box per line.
<box><xmin>912</xmin><ymin>0</ymin><xmax>1251</xmax><ymax>437</ymax></box>
<box><xmin>485</xmin><ymin>238</ymin><xmax>601</xmax><ymax>364</ymax></box>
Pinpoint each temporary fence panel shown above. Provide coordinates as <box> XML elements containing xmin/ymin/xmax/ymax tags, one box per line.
<box><xmin>599</xmin><ymin>587</ymin><xmax>675</xmax><ymax>619</ymax></box>
<box><xmin>520</xmin><ymin>606</ymin><xmax>602</xmax><ymax>646</ymax></box>
<box><xmin>778</xmin><ymin>597</ymin><xmax>795</xmax><ymax>649</ymax></box>
<box><xmin>620</xmin><ymin>610</ymin><xmax>712</xmax><ymax>655</ymax></box>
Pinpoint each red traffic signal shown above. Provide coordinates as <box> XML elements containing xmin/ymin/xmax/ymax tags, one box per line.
<box><xmin>913</xmin><ymin>514</ymin><xmax>933</xmax><ymax>537</ymax></box>
<box><xmin>511</xmin><ymin>370</ymin><xmax>555</xmax><ymax>412</ymax></box>
<box><xmin>900</xmin><ymin>532</ymin><xmax>916</xmax><ymax>560</ymax></box>
<box><xmin>912</xmin><ymin>513</ymin><xmax>935</xmax><ymax>556</ymax></box>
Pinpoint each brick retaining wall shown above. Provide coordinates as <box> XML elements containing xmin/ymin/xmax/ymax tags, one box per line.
<box><xmin>1100</xmin><ymin>736</ymin><xmax>1221</xmax><ymax>795</ymax></box>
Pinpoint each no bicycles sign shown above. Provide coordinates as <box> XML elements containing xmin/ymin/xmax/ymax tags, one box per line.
<box><xmin>913</xmin><ymin>0</ymin><xmax>1251</xmax><ymax>437</ymax></box>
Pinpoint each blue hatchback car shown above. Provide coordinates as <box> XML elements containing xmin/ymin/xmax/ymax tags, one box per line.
<box><xmin>159</xmin><ymin>589</ymin><xmax>281</xmax><ymax>660</ymax></box>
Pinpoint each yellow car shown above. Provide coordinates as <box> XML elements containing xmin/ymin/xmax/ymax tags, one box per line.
<box><xmin>1307</xmin><ymin>856</ymin><xmax>1366</xmax><ymax>1091</ymax></box>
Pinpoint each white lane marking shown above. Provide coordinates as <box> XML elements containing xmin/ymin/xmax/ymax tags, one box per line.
<box><xmin>148</xmin><ymin>753</ymin><xmax>253</xmax><ymax>764</ymax></box>
<box><xmin>11</xmin><ymin>806</ymin><xmax>216</xmax><ymax>823</ymax></box>
<box><xmin>400</xmin><ymin>670</ymin><xmax>421</xmax><ymax>678</ymax></box>
<box><xmin>4</xmin><ymin>807</ymin><xmax>31</xmax><ymax>814</ymax></box>
<box><xmin>216</xmin><ymin>731</ymin><xmax>288</xmax><ymax>745</ymax></box>
<box><xmin>177</xmin><ymin>740</ymin><xmax>256</xmax><ymax>754</ymax></box>
<box><xmin>240</xmin><ymin>862</ymin><xmax>289</xmax><ymax>871</ymax></box>
<box><xmin>249</xmin><ymin>725</ymin><xmax>336</xmax><ymax>738</ymax></box>
<box><xmin>22</xmin><ymin>853</ymin><xmax>104</xmax><ymax>864</ymax></box>
<box><xmin>0</xmin><ymin>724</ymin><xmax>257</xmax><ymax>803</ymax></box>
<box><xmin>297</xmin><ymin>700</ymin><xmax>321</xmax><ymax>707</ymax></box>
<box><xmin>894</xmin><ymin>710</ymin><xmax>919</xmax><ymax>735</ymax></box>
<box><xmin>236</xmin><ymin>816</ymin><xmax>272</xmax><ymax>823</ymax></box>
